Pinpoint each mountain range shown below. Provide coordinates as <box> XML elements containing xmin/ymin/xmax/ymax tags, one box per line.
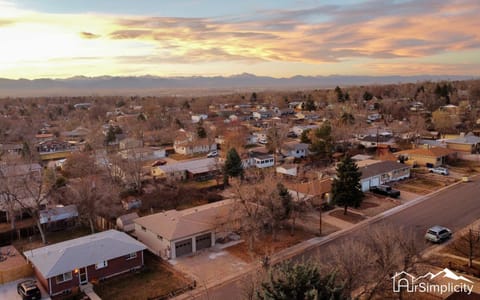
<box><xmin>0</xmin><ymin>73</ymin><xmax>476</xmax><ymax>97</ymax></box>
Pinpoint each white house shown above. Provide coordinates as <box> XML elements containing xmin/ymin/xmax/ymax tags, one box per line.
<box><xmin>291</xmin><ymin>125</ymin><xmax>319</xmax><ymax>137</ymax></box>
<box><xmin>191</xmin><ymin>114</ymin><xmax>208</xmax><ymax>123</ymax></box>
<box><xmin>281</xmin><ymin>142</ymin><xmax>309</xmax><ymax>158</ymax></box>
<box><xmin>359</xmin><ymin>160</ymin><xmax>410</xmax><ymax>192</ymax></box>
<box><xmin>173</xmin><ymin>130</ymin><xmax>217</xmax><ymax>155</ymax></box>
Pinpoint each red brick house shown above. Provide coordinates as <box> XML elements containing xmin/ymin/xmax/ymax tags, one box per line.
<box><xmin>24</xmin><ymin>230</ymin><xmax>146</xmax><ymax>297</ymax></box>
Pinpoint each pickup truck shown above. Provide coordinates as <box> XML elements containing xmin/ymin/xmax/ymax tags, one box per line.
<box><xmin>370</xmin><ymin>185</ymin><xmax>401</xmax><ymax>198</ymax></box>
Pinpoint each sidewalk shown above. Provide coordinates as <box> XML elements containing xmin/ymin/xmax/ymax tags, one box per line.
<box><xmin>173</xmin><ymin>176</ymin><xmax>470</xmax><ymax>300</ymax></box>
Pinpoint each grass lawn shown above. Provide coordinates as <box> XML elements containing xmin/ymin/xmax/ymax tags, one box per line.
<box><xmin>94</xmin><ymin>253</ymin><xmax>190</xmax><ymax>300</ymax></box>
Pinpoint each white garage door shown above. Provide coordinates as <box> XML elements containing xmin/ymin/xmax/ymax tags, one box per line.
<box><xmin>361</xmin><ymin>180</ymin><xmax>370</xmax><ymax>192</ymax></box>
<box><xmin>370</xmin><ymin>177</ymin><xmax>380</xmax><ymax>187</ymax></box>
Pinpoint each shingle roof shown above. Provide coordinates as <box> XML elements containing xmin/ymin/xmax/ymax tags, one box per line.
<box><xmin>159</xmin><ymin>158</ymin><xmax>218</xmax><ymax>174</ymax></box>
<box><xmin>24</xmin><ymin>230</ymin><xmax>146</xmax><ymax>278</ymax></box>
<box><xmin>134</xmin><ymin>199</ymin><xmax>235</xmax><ymax>241</ymax></box>
<box><xmin>395</xmin><ymin>147</ymin><xmax>455</xmax><ymax>157</ymax></box>
<box><xmin>359</xmin><ymin>161</ymin><xmax>409</xmax><ymax>179</ymax></box>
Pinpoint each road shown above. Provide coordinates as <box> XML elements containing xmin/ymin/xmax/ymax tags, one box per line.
<box><xmin>193</xmin><ymin>176</ymin><xmax>480</xmax><ymax>300</ymax></box>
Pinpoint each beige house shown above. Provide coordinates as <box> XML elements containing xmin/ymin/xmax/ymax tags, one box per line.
<box><xmin>134</xmin><ymin>200</ymin><xmax>237</xmax><ymax>259</ymax></box>
<box><xmin>444</xmin><ymin>133</ymin><xmax>480</xmax><ymax>153</ymax></box>
<box><xmin>395</xmin><ymin>147</ymin><xmax>456</xmax><ymax>167</ymax></box>
<box><xmin>173</xmin><ymin>130</ymin><xmax>216</xmax><ymax>155</ymax></box>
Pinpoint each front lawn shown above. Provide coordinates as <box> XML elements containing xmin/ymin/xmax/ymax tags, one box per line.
<box><xmin>94</xmin><ymin>252</ymin><xmax>191</xmax><ymax>300</ymax></box>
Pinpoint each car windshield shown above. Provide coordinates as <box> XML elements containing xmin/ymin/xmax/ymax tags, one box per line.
<box><xmin>439</xmin><ymin>229</ymin><xmax>448</xmax><ymax>235</ymax></box>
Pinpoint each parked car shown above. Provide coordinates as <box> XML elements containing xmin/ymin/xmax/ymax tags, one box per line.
<box><xmin>369</xmin><ymin>185</ymin><xmax>401</xmax><ymax>198</ymax></box>
<box><xmin>425</xmin><ymin>225</ymin><xmax>452</xmax><ymax>243</ymax></box>
<box><xmin>429</xmin><ymin>167</ymin><xmax>449</xmax><ymax>175</ymax></box>
<box><xmin>206</xmin><ymin>150</ymin><xmax>218</xmax><ymax>158</ymax></box>
<box><xmin>17</xmin><ymin>280</ymin><xmax>41</xmax><ymax>300</ymax></box>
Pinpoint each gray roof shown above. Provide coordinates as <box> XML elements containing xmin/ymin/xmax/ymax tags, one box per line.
<box><xmin>445</xmin><ymin>133</ymin><xmax>480</xmax><ymax>145</ymax></box>
<box><xmin>359</xmin><ymin>161</ymin><xmax>409</xmax><ymax>179</ymax></box>
<box><xmin>24</xmin><ymin>230</ymin><xmax>146</xmax><ymax>278</ymax></box>
<box><xmin>159</xmin><ymin>158</ymin><xmax>218</xmax><ymax>174</ymax></box>
<box><xmin>134</xmin><ymin>199</ymin><xmax>235</xmax><ymax>241</ymax></box>
<box><xmin>39</xmin><ymin>205</ymin><xmax>78</xmax><ymax>224</ymax></box>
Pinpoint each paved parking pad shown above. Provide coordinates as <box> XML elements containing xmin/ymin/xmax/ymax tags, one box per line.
<box><xmin>0</xmin><ymin>277</ymin><xmax>51</xmax><ymax>300</ymax></box>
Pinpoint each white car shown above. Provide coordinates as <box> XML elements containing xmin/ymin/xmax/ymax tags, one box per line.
<box><xmin>429</xmin><ymin>167</ymin><xmax>449</xmax><ymax>175</ymax></box>
<box><xmin>206</xmin><ymin>150</ymin><xmax>218</xmax><ymax>158</ymax></box>
<box><xmin>425</xmin><ymin>225</ymin><xmax>452</xmax><ymax>243</ymax></box>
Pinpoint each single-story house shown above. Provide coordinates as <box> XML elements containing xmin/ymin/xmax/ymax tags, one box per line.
<box><xmin>174</xmin><ymin>139</ymin><xmax>217</xmax><ymax>155</ymax></box>
<box><xmin>395</xmin><ymin>147</ymin><xmax>457</xmax><ymax>167</ymax></box>
<box><xmin>250</xmin><ymin>152</ymin><xmax>275</xmax><ymax>168</ymax></box>
<box><xmin>444</xmin><ymin>133</ymin><xmax>480</xmax><ymax>153</ymax></box>
<box><xmin>284</xmin><ymin>178</ymin><xmax>333</xmax><ymax>204</ymax></box>
<box><xmin>291</xmin><ymin>125</ymin><xmax>319</xmax><ymax>137</ymax></box>
<box><xmin>24</xmin><ymin>230</ymin><xmax>146</xmax><ymax>297</ymax></box>
<box><xmin>151</xmin><ymin>158</ymin><xmax>219</xmax><ymax>181</ymax></box>
<box><xmin>359</xmin><ymin>160</ymin><xmax>411</xmax><ymax>192</ymax></box>
<box><xmin>118</xmin><ymin>147</ymin><xmax>166</xmax><ymax>161</ymax></box>
<box><xmin>281</xmin><ymin>142</ymin><xmax>309</xmax><ymax>158</ymax></box>
<box><xmin>134</xmin><ymin>200</ymin><xmax>236</xmax><ymax>260</ymax></box>
<box><xmin>39</xmin><ymin>205</ymin><xmax>78</xmax><ymax>232</ymax></box>
<box><xmin>116</xmin><ymin>212</ymin><xmax>139</xmax><ymax>233</ymax></box>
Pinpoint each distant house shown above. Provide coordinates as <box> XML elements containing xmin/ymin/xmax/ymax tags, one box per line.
<box><xmin>39</xmin><ymin>205</ymin><xmax>78</xmax><ymax>232</ymax></box>
<box><xmin>119</xmin><ymin>137</ymin><xmax>143</xmax><ymax>150</ymax></box>
<box><xmin>395</xmin><ymin>147</ymin><xmax>456</xmax><ymax>167</ymax></box>
<box><xmin>291</xmin><ymin>125</ymin><xmax>319</xmax><ymax>137</ymax></box>
<box><xmin>61</xmin><ymin>127</ymin><xmax>89</xmax><ymax>143</ymax></box>
<box><xmin>444</xmin><ymin>133</ymin><xmax>480</xmax><ymax>153</ymax></box>
<box><xmin>151</xmin><ymin>157</ymin><xmax>219</xmax><ymax>181</ymax></box>
<box><xmin>134</xmin><ymin>200</ymin><xmax>236</xmax><ymax>259</ymax></box>
<box><xmin>281</xmin><ymin>141</ymin><xmax>309</xmax><ymax>158</ymax></box>
<box><xmin>191</xmin><ymin>114</ymin><xmax>208</xmax><ymax>123</ymax></box>
<box><xmin>173</xmin><ymin>130</ymin><xmax>217</xmax><ymax>155</ymax></box>
<box><xmin>358</xmin><ymin>160</ymin><xmax>410</xmax><ymax>192</ymax></box>
<box><xmin>246</xmin><ymin>152</ymin><xmax>275</xmax><ymax>168</ymax></box>
<box><xmin>36</xmin><ymin>139</ymin><xmax>76</xmax><ymax>161</ymax></box>
<box><xmin>116</xmin><ymin>212</ymin><xmax>139</xmax><ymax>233</ymax></box>
<box><xmin>284</xmin><ymin>178</ymin><xmax>333</xmax><ymax>205</ymax></box>
<box><xmin>118</xmin><ymin>147</ymin><xmax>166</xmax><ymax>161</ymax></box>
<box><xmin>24</xmin><ymin>230</ymin><xmax>146</xmax><ymax>297</ymax></box>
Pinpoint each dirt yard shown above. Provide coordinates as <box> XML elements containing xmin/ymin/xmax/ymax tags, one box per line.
<box><xmin>94</xmin><ymin>253</ymin><xmax>191</xmax><ymax>300</ymax></box>
<box><xmin>227</xmin><ymin>228</ymin><xmax>315</xmax><ymax>263</ymax></box>
<box><xmin>394</xmin><ymin>173</ymin><xmax>456</xmax><ymax>195</ymax></box>
<box><xmin>329</xmin><ymin>210</ymin><xmax>366</xmax><ymax>224</ymax></box>
<box><xmin>357</xmin><ymin>194</ymin><xmax>400</xmax><ymax>217</ymax></box>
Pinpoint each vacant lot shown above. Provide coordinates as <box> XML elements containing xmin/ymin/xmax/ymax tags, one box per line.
<box><xmin>394</xmin><ymin>173</ymin><xmax>456</xmax><ymax>195</ymax></box>
<box><xmin>94</xmin><ymin>253</ymin><xmax>191</xmax><ymax>300</ymax></box>
<box><xmin>357</xmin><ymin>194</ymin><xmax>400</xmax><ymax>217</ymax></box>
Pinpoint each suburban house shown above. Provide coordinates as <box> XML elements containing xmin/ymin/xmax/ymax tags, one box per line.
<box><xmin>291</xmin><ymin>125</ymin><xmax>319</xmax><ymax>137</ymax></box>
<box><xmin>395</xmin><ymin>147</ymin><xmax>457</xmax><ymax>167</ymax></box>
<box><xmin>444</xmin><ymin>133</ymin><xmax>480</xmax><ymax>153</ymax></box>
<box><xmin>357</xmin><ymin>133</ymin><xmax>396</xmax><ymax>149</ymax></box>
<box><xmin>39</xmin><ymin>205</ymin><xmax>78</xmax><ymax>232</ymax></box>
<box><xmin>284</xmin><ymin>178</ymin><xmax>333</xmax><ymax>204</ymax></box>
<box><xmin>116</xmin><ymin>212</ymin><xmax>139</xmax><ymax>233</ymax></box>
<box><xmin>36</xmin><ymin>139</ymin><xmax>76</xmax><ymax>161</ymax></box>
<box><xmin>151</xmin><ymin>158</ymin><xmax>219</xmax><ymax>181</ymax></box>
<box><xmin>134</xmin><ymin>200</ymin><xmax>236</xmax><ymax>260</ymax></box>
<box><xmin>244</xmin><ymin>152</ymin><xmax>275</xmax><ymax>168</ymax></box>
<box><xmin>281</xmin><ymin>141</ymin><xmax>309</xmax><ymax>158</ymax></box>
<box><xmin>173</xmin><ymin>130</ymin><xmax>217</xmax><ymax>155</ymax></box>
<box><xmin>119</xmin><ymin>137</ymin><xmax>143</xmax><ymax>150</ymax></box>
<box><xmin>358</xmin><ymin>160</ymin><xmax>411</xmax><ymax>192</ymax></box>
<box><xmin>61</xmin><ymin>127</ymin><xmax>89</xmax><ymax>143</ymax></box>
<box><xmin>118</xmin><ymin>147</ymin><xmax>166</xmax><ymax>161</ymax></box>
<box><xmin>24</xmin><ymin>230</ymin><xmax>146</xmax><ymax>297</ymax></box>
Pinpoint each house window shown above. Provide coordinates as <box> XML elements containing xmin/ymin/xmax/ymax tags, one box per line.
<box><xmin>56</xmin><ymin>272</ymin><xmax>72</xmax><ymax>284</ymax></box>
<box><xmin>126</xmin><ymin>252</ymin><xmax>137</xmax><ymax>260</ymax></box>
<box><xmin>95</xmin><ymin>261</ymin><xmax>108</xmax><ymax>269</ymax></box>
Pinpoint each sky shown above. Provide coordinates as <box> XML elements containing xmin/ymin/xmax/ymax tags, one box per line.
<box><xmin>0</xmin><ymin>0</ymin><xmax>479</xmax><ymax>79</ymax></box>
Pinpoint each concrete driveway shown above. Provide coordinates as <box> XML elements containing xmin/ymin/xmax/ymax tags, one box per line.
<box><xmin>169</xmin><ymin>245</ymin><xmax>248</xmax><ymax>287</ymax></box>
<box><xmin>0</xmin><ymin>277</ymin><xmax>50</xmax><ymax>300</ymax></box>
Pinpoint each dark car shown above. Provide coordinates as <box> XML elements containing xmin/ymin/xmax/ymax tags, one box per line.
<box><xmin>17</xmin><ymin>280</ymin><xmax>41</xmax><ymax>300</ymax></box>
<box><xmin>370</xmin><ymin>184</ymin><xmax>401</xmax><ymax>198</ymax></box>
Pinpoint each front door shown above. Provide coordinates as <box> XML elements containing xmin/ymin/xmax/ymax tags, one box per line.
<box><xmin>79</xmin><ymin>267</ymin><xmax>88</xmax><ymax>285</ymax></box>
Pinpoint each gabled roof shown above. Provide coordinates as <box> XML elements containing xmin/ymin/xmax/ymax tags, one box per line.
<box><xmin>24</xmin><ymin>230</ymin><xmax>146</xmax><ymax>278</ymax></box>
<box><xmin>158</xmin><ymin>158</ymin><xmax>218</xmax><ymax>174</ymax></box>
<box><xmin>395</xmin><ymin>147</ymin><xmax>455</xmax><ymax>157</ymax></box>
<box><xmin>134</xmin><ymin>199</ymin><xmax>235</xmax><ymax>241</ymax></box>
<box><xmin>282</xmin><ymin>141</ymin><xmax>309</xmax><ymax>151</ymax></box>
<box><xmin>359</xmin><ymin>161</ymin><xmax>409</xmax><ymax>179</ymax></box>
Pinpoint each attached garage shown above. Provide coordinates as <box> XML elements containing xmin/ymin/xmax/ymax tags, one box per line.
<box><xmin>195</xmin><ymin>233</ymin><xmax>212</xmax><ymax>251</ymax></box>
<box><xmin>361</xmin><ymin>176</ymin><xmax>380</xmax><ymax>192</ymax></box>
<box><xmin>174</xmin><ymin>238</ymin><xmax>193</xmax><ymax>258</ymax></box>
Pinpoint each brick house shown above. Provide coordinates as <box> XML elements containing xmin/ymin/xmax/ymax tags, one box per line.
<box><xmin>24</xmin><ymin>230</ymin><xmax>146</xmax><ymax>298</ymax></box>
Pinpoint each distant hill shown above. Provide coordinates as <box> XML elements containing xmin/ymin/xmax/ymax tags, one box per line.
<box><xmin>0</xmin><ymin>73</ymin><xmax>476</xmax><ymax>97</ymax></box>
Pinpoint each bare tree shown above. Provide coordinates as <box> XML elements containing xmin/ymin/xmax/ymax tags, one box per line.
<box><xmin>65</xmin><ymin>176</ymin><xmax>120</xmax><ymax>233</ymax></box>
<box><xmin>449</xmin><ymin>228</ymin><xmax>480</xmax><ymax>268</ymax></box>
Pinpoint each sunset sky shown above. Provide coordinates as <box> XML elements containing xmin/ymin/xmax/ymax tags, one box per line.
<box><xmin>1</xmin><ymin>0</ymin><xmax>479</xmax><ymax>79</ymax></box>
